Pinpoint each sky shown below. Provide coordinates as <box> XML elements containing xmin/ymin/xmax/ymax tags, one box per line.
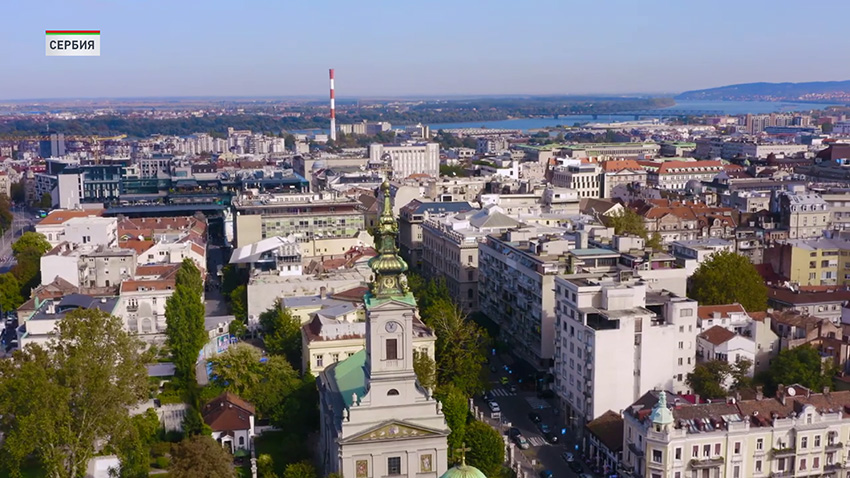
<box><xmin>2</xmin><ymin>0</ymin><xmax>850</xmax><ymax>100</ymax></box>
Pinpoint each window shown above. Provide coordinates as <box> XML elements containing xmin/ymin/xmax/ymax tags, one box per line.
<box><xmin>387</xmin><ymin>389</ymin><xmax>399</xmax><ymax>396</ymax></box>
<box><xmin>652</xmin><ymin>450</ymin><xmax>662</xmax><ymax>463</ymax></box>
<box><xmin>678</xmin><ymin>358</ymin><xmax>683</xmax><ymax>366</ymax></box>
<box><xmin>386</xmin><ymin>339</ymin><xmax>398</xmax><ymax>360</ymax></box>
<box><xmin>814</xmin><ymin>457</ymin><xmax>820</xmax><ymax>469</ymax></box>
<box><xmin>387</xmin><ymin>457</ymin><xmax>401</xmax><ymax>476</ymax></box>
<box><xmin>733</xmin><ymin>465</ymin><xmax>740</xmax><ymax>478</ymax></box>
<box><xmin>756</xmin><ymin>438</ymin><xmax>763</xmax><ymax>450</ymax></box>
<box><xmin>680</xmin><ymin>308</ymin><xmax>693</xmax><ymax>317</ymax></box>
<box><xmin>316</xmin><ymin>355</ymin><xmax>324</xmax><ymax>367</ymax></box>
<box><xmin>815</xmin><ymin>435</ymin><xmax>821</xmax><ymax>447</ymax></box>
<box><xmin>802</xmin><ymin>436</ymin><xmax>808</xmax><ymax>449</ymax></box>
<box><xmin>239</xmin><ymin>436</ymin><xmax>244</xmax><ymax>446</ymax></box>
<box><xmin>678</xmin><ymin>341</ymin><xmax>684</xmax><ymax>349</ymax></box>
<box><xmin>675</xmin><ymin>448</ymin><xmax>681</xmax><ymax>460</ymax></box>
<box><xmin>692</xmin><ymin>445</ymin><xmax>698</xmax><ymax>458</ymax></box>
<box><xmin>702</xmin><ymin>444</ymin><xmax>710</xmax><ymax>457</ymax></box>
<box><xmin>755</xmin><ymin>460</ymin><xmax>762</xmax><ymax>473</ymax></box>
<box><xmin>714</xmin><ymin>443</ymin><xmax>721</xmax><ymax>456</ymax></box>
<box><xmin>799</xmin><ymin>458</ymin><xmax>807</xmax><ymax>471</ymax></box>
<box><xmin>734</xmin><ymin>442</ymin><xmax>741</xmax><ymax>454</ymax></box>
<box><xmin>332</xmin><ymin>353</ymin><xmax>339</xmax><ymax>363</ymax></box>
<box><xmin>777</xmin><ymin>458</ymin><xmax>785</xmax><ymax>471</ymax></box>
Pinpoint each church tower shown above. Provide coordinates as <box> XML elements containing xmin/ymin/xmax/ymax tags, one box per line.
<box><xmin>364</xmin><ymin>179</ymin><xmax>420</xmax><ymax>397</ymax></box>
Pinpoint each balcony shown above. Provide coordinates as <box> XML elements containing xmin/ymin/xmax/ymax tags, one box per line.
<box><xmin>126</xmin><ymin>304</ymin><xmax>139</xmax><ymax>312</ymax></box>
<box><xmin>824</xmin><ymin>463</ymin><xmax>843</xmax><ymax>472</ymax></box>
<box><xmin>689</xmin><ymin>457</ymin><xmax>725</xmax><ymax>469</ymax></box>
<box><xmin>770</xmin><ymin>471</ymin><xmax>795</xmax><ymax>478</ymax></box>
<box><xmin>826</xmin><ymin>441</ymin><xmax>844</xmax><ymax>450</ymax></box>
<box><xmin>771</xmin><ymin>447</ymin><xmax>796</xmax><ymax>458</ymax></box>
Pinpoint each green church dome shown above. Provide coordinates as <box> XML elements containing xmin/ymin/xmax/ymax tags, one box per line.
<box><xmin>439</xmin><ymin>464</ymin><xmax>487</xmax><ymax>478</ymax></box>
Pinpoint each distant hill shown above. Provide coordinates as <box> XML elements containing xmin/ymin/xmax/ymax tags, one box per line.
<box><xmin>676</xmin><ymin>80</ymin><xmax>850</xmax><ymax>103</ymax></box>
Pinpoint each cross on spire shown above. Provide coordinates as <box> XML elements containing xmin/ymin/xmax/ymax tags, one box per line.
<box><xmin>455</xmin><ymin>442</ymin><xmax>471</xmax><ymax>466</ymax></box>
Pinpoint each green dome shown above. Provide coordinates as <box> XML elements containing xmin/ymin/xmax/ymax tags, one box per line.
<box><xmin>440</xmin><ymin>464</ymin><xmax>487</xmax><ymax>478</ymax></box>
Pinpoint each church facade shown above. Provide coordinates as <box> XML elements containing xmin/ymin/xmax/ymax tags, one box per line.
<box><xmin>318</xmin><ymin>179</ymin><xmax>450</xmax><ymax>478</ymax></box>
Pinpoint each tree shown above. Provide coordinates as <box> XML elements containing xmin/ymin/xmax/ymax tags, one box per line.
<box><xmin>116</xmin><ymin>408</ymin><xmax>162</xmax><ymax>478</ymax></box>
<box><xmin>11</xmin><ymin>231</ymin><xmax>51</xmax><ymax>295</ymax></box>
<box><xmin>258</xmin><ymin>454</ymin><xmax>278</xmax><ymax>478</ymax></box>
<box><xmin>168</xmin><ymin>435</ymin><xmax>236</xmax><ymax>478</ymax></box>
<box><xmin>766</xmin><ymin>345</ymin><xmax>835</xmax><ymax>396</ymax></box>
<box><xmin>686</xmin><ymin>360</ymin><xmax>733</xmax><ymax>399</ymax></box>
<box><xmin>38</xmin><ymin>193</ymin><xmax>52</xmax><ymax>209</ymax></box>
<box><xmin>687</xmin><ymin>359</ymin><xmax>754</xmax><ymax>399</ymax></box>
<box><xmin>413</xmin><ymin>349</ymin><xmax>437</xmax><ymax>391</ymax></box>
<box><xmin>0</xmin><ymin>308</ymin><xmax>148</xmax><ymax>478</ymax></box>
<box><xmin>463</xmin><ymin>420</ymin><xmax>505</xmax><ymax>477</ymax></box>
<box><xmin>436</xmin><ymin>384</ymin><xmax>469</xmax><ymax>460</ymax></box>
<box><xmin>604</xmin><ymin>208</ymin><xmax>647</xmax><ymax>238</ymax></box>
<box><xmin>0</xmin><ymin>273</ymin><xmax>23</xmax><ymax>313</ymax></box>
<box><xmin>646</xmin><ymin>232</ymin><xmax>664</xmax><ymax>252</ymax></box>
<box><xmin>429</xmin><ymin>304</ymin><xmax>488</xmax><ymax>395</ymax></box>
<box><xmin>10</xmin><ymin>182</ymin><xmax>25</xmax><ymax>204</ymax></box>
<box><xmin>230</xmin><ymin>285</ymin><xmax>247</xmax><ymax>322</ymax></box>
<box><xmin>228</xmin><ymin>319</ymin><xmax>247</xmax><ymax>338</ymax></box>
<box><xmin>166</xmin><ymin>259</ymin><xmax>208</xmax><ymax>384</ymax></box>
<box><xmin>259</xmin><ymin>304</ymin><xmax>302</xmax><ymax>368</ymax></box>
<box><xmin>284</xmin><ymin>461</ymin><xmax>317</xmax><ymax>478</ymax></box>
<box><xmin>688</xmin><ymin>251</ymin><xmax>768</xmax><ymax>311</ymax></box>
<box><xmin>823</xmin><ymin>122</ymin><xmax>834</xmax><ymax>133</ymax></box>
<box><xmin>210</xmin><ymin>343</ymin><xmax>299</xmax><ymax>417</ymax></box>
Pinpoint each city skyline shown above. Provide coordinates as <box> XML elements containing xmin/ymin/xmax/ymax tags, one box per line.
<box><xmin>3</xmin><ymin>0</ymin><xmax>850</xmax><ymax>100</ymax></box>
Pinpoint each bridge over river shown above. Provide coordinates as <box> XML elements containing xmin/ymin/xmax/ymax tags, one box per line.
<box><xmin>591</xmin><ymin>109</ymin><xmax>724</xmax><ymax>120</ymax></box>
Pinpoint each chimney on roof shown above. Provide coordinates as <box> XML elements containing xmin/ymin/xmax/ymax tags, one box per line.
<box><xmin>320</xmin><ymin>286</ymin><xmax>327</xmax><ymax>300</ymax></box>
<box><xmin>712</xmin><ymin>311</ymin><xmax>721</xmax><ymax>319</ymax></box>
<box><xmin>694</xmin><ymin>393</ymin><xmax>700</xmax><ymax>404</ymax></box>
<box><xmin>823</xmin><ymin>386</ymin><xmax>830</xmax><ymax>396</ymax></box>
<box><xmin>756</xmin><ymin>385</ymin><xmax>764</xmax><ymax>401</ymax></box>
<box><xmin>777</xmin><ymin>384</ymin><xmax>786</xmax><ymax>406</ymax></box>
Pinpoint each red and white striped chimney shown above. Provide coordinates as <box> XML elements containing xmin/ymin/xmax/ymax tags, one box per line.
<box><xmin>329</xmin><ymin>68</ymin><xmax>336</xmax><ymax>141</ymax></box>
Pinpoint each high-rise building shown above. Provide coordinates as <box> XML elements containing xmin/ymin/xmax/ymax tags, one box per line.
<box><xmin>369</xmin><ymin>143</ymin><xmax>440</xmax><ymax>180</ymax></box>
<box><xmin>39</xmin><ymin>133</ymin><xmax>66</xmax><ymax>159</ymax></box>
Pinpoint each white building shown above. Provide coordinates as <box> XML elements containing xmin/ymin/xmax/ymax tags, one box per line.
<box><xmin>551</xmin><ymin>163</ymin><xmax>602</xmax><ymax>199</ymax></box>
<box><xmin>670</xmin><ymin>238</ymin><xmax>735</xmax><ymax>276</ymax></box>
<box><xmin>36</xmin><ymin>209</ymin><xmax>106</xmax><ymax>247</ymax></box>
<box><xmin>696</xmin><ymin>325</ymin><xmax>756</xmax><ymax>387</ymax></box>
<box><xmin>369</xmin><ymin>143</ymin><xmax>440</xmax><ymax>179</ymax></box>
<box><xmin>554</xmin><ymin>275</ymin><xmax>698</xmax><ymax>426</ymax></box>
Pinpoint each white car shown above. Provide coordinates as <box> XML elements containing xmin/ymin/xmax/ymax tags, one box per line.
<box><xmin>488</xmin><ymin>401</ymin><xmax>501</xmax><ymax>413</ymax></box>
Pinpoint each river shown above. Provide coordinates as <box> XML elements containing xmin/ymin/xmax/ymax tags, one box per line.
<box><xmin>417</xmin><ymin>100</ymin><xmax>835</xmax><ymax>132</ymax></box>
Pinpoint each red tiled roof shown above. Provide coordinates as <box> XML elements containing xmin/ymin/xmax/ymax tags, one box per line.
<box><xmin>202</xmin><ymin>392</ymin><xmax>255</xmax><ymax>432</ymax></box>
<box><xmin>697</xmin><ymin>304</ymin><xmax>746</xmax><ymax>320</ymax></box>
<box><xmin>120</xmin><ymin>279</ymin><xmax>175</xmax><ymax>293</ymax></box>
<box><xmin>601</xmin><ymin>159</ymin><xmax>642</xmax><ymax>172</ymax></box>
<box><xmin>119</xmin><ymin>239</ymin><xmax>154</xmax><ymax>256</ymax></box>
<box><xmin>38</xmin><ymin>209</ymin><xmax>104</xmax><ymax>226</ymax></box>
<box><xmin>699</xmin><ymin>325</ymin><xmax>737</xmax><ymax>346</ymax></box>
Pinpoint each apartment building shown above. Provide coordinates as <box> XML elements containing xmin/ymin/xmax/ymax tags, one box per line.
<box><xmin>420</xmin><ymin>207</ymin><xmax>521</xmax><ymax>313</ymax></box>
<box><xmin>779</xmin><ymin>193</ymin><xmax>831</xmax><ymax>239</ymax></box>
<box><xmin>397</xmin><ymin>200</ymin><xmax>475</xmax><ymax>270</ymax></box>
<box><xmin>478</xmin><ymin>226</ymin><xmax>574</xmax><ymax>369</ymax></box>
<box><xmin>765</xmin><ymin>238</ymin><xmax>850</xmax><ymax>287</ymax></box>
<box><xmin>368</xmin><ymin>142</ymin><xmax>440</xmax><ymax>179</ymax></box>
<box><xmin>551</xmin><ymin>163</ymin><xmax>602</xmax><ymax>198</ymax></box>
<box><xmin>645</xmin><ymin>160</ymin><xmax>725</xmax><ymax>190</ymax></box>
<box><xmin>553</xmin><ymin>275</ymin><xmax>698</xmax><ymax>426</ymax></box>
<box><xmin>624</xmin><ymin>386</ymin><xmax>850</xmax><ymax>478</ymax></box>
<box><xmin>600</xmin><ymin>160</ymin><xmax>648</xmax><ymax>198</ymax></box>
<box><xmin>35</xmin><ymin>209</ymin><xmax>108</xmax><ymax>247</ymax></box>
<box><xmin>232</xmin><ymin>191</ymin><xmax>369</xmax><ymax>255</ymax></box>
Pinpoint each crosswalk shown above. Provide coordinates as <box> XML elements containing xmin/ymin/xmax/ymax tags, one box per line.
<box><xmin>489</xmin><ymin>387</ymin><xmax>517</xmax><ymax>397</ymax></box>
<box><xmin>527</xmin><ymin>435</ymin><xmax>547</xmax><ymax>447</ymax></box>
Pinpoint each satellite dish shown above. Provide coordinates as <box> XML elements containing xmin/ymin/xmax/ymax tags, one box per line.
<box><xmin>787</xmin><ymin>387</ymin><xmax>796</xmax><ymax>397</ymax></box>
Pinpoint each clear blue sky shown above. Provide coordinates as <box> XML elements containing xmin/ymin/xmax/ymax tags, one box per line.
<box><xmin>2</xmin><ymin>0</ymin><xmax>850</xmax><ymax>100</ymax></box>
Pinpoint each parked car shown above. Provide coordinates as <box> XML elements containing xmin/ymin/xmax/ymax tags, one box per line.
<box><xmin>544</xmin><ymin>431</ymin><xmax>559</xmax><ymax>444</ymax></box>
<box><xmin>539</xmin><ymin>470</ymin><xmax>553</xmax><ymax>478</ymax></box>
<box><xmin>538</xmin><ymin>423</ymin><xmax>551</xmax><ymax>434</ymax></box>
<box><xmin>508</xmin><ymin>427</ymin><xmax>521</xmax><ymax>439</ymax></box>
<box><xmin>508</xmin><ymin>384</ymin><xmax>518</xmax><ymax>393</ymax></box>
<box><xmin>568</xmin><ymin>461</ymin><xmax>583</xmax><ymax>473</ymax></box>
<box><xmin>500</xmin><ymin>376</ymin><xmax>509</xmax><ymax>385</ymax></box>
<box><xmin>514</xmin><ymin>434</ymin><xmax>530</xmax><ymax>450</ymax></box>
<box><xmin>562</xmin><ymin>452</ymin><xmax>575</xmax><ymax>462</ymax></box>
<box><xmin>488</xmin><ymin>401</ymin><xmax>501</xmax><ymax>413</ymax></box>
<box><xmin>528</xmin><ymin>412</ymin><xmax>541</xmax><ymax>423</ymax></box>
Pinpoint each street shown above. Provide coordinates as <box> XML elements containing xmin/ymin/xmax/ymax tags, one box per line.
<box><xmin>0</xmin><ymin>208</ymin><xmax>39</xmax><ymax>273</ymax></box>
<box><xmin>474</xmin><ymin>355</ymin><xmax>590</xmax><ymax>478</ymax></box>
